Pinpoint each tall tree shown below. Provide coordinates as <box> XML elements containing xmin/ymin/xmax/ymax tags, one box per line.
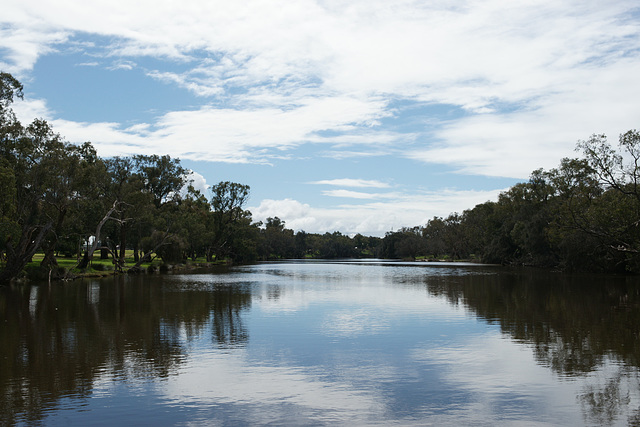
<box><xmin>134</xmin><ymin>154</ymin><xmax>187</xmax><ymax>208</ymax></box>
<box><xmin>209</xmin><ymin>181</ymin><xmax>250</xmax><ymax>260</ymax></box>
<box><xmin>0</xmin><ymin>72</ymin><xmax>23</xmax><ymax>266</ymax></box>
<box><xmin>260</xmin><ymin>217</ymin><xmax>295</xmax><ymax>259</ymax></box>
<box><xmin>576</xmin><ymin>131</ymin><xmax>640</xmax><ymax>269</ymax></box>
<box><xmin>0</xmin><ymin>117</ymin><xmax>80</xmax><ymax>282</ymax></box>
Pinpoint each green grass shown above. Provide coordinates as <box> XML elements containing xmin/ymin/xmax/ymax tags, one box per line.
<box><xmin>5</xmin><ymin>250</ymin><xmax>227</xmax><ymax>282</ymax></box>
<box><xmin>20</xmin><ymin>250</ymin><xmax>178</xmax><ymax>279</ymax></box>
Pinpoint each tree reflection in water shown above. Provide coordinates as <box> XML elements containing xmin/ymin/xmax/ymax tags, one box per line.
<box><xmin>0</xmin><ymin>274</ymin><xmax>251</xmax><ymax>425</ymax></box>
<box><xmin>1</xmin><ymin>266</ymin><xmax>640</xmax><ymax>425</ymax></box>
<box><xmin>424</xmin><ymin>268</ymin><xmax>640</xmax><ymax>425</ymax></box>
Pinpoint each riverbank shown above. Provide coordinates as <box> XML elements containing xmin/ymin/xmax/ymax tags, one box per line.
<box><xmin>7</xmin><ymin>252</ymin><xmax>229</xmax><ymax>283</ymax></box>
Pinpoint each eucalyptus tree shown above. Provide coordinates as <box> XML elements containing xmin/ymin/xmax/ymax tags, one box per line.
<box><xmin>100</xmin><ymin>156</ymin><xmax>147</xmax><ymax>269</ymax></box>
<box><xmin>578</xmin><ymin>131</ymin><xmax>640</xmax><ymax>202</ymax></box>
<box><xmin>422</xmin><ymin>217</ymin><xmax>447</xmax><ymax>258</ymax></box>
<box><xmin>394</xmin><ymin>226</ymin><xmax>426</xmax><ymax>260</ymax></box>
<box><xmin>36</xmin><ymin>137</ymin><xmax>105</xmax><ymax>271</ymax></box>
<box><xmin>134</xmin><ymin>154</ymin><xmax>187</xmax><ymax>208</ymax></box>
<box><xmin>175</xmin><ymin>185</ymin><xmax>214</xmax><ymax>261</ymax></box>
<box><xmin>101</xmin><ymin>155</ymin><xmax>189</xmax><ymax>269</ymax></box>
<box><xmin>576</xmin><ymin>130</ymin><xmax>640</xmax><ymax>270</ymax></box>
<box><xmin>260</xmin><ymin>217</ymin><xmax>296</xmax><ymax>259</ymax></box>
<box><xmin>209</xmin><ymin>181</ymin><xmax>250</xmax><ymax>261</ymax></box>
<box><xmin>0</xmin><ymin>73</ymin><xmax>23</xmax><ymax>268</ymax></box>
<box><xmin>0</xmin><ymin>116</ymin><xmax>93</xmax><ymax>282</ymax></box>
<box><xmin>0</xmin><ymin>72</ymin><xmax>64</xmax><ymax>281</ymax></box>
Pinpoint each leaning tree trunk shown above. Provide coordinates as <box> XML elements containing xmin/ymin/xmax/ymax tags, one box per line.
<box><xmin>127</xmin><ymin>230</ymin><xmax>172</xmax><ymax>273</ymax></box>
<box><xmin>118</xmin><ymin>221</ymin><xmax>128</xmax><ymax>269</ymax></box>
<box><xmin>40</xmin><ymin>206</ymin><xmax>68</xmax><ymax>273</ymax></box>
<box><xmin>0</xmin><ymin>222</ymin><xmax>53</xmax><ymax>284</ymax></box>
<box><xmin>77</xmin><ymin>200</ymin><xmax>119</xmax><ymax>270</ymax></box>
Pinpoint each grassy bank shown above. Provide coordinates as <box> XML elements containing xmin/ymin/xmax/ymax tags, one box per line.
<box><xmin>14</xmin><ymin>251</ymin><xmax>225</xmax><ymax>282</ymax></box>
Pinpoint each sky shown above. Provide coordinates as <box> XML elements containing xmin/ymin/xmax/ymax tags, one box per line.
<box><xmin>2</xmin><ymin>0</ymin><xmax>639</xmax><ymax>236</ymax></box>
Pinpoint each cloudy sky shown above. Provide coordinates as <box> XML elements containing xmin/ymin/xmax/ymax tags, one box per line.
<box><xmin>2</xmin><ymin>1</ymin><xmax>639</xmax><ymax>235</ymax></box>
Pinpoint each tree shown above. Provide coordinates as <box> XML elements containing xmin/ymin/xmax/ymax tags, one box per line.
<box><xmin>394</xmin><ymin>226</ymin><xmax>426</xmax><ymax>259</ymax></box>
<box><xmin>423</xmin><ymin>217</ymin><xmax>447</xmax><ymax>258</ymax></box>
<box><xmin>0</xmin><ymin>72</ymin><xmax>23</xmax><ymax>136</ymax></box>
<box><xmin>0</xmin><ymin>157</ymin><xmax>19</xmax><ymax>262</ymax></box>
<box><xmin>0</xmin><ymin>117</ymin><xmax>79</xmax><ymax>282</ymax></box>
<box><xmin>459</xmin><ymin>201</ymin><xmax>496</xmax><ymax>259</ymax></box>
<box><xmin>209</xmin><ymin>181</ymin><xmax>250</xmax><ymax>261</ymax></box>
<box><xmin>576</xmin><ymin>131</ymin><xmax>640</xmax><ymax>269</ymax></box>
<box><xmin>96</xmin><ymin>154</ymin><xmax>188</xmax><ymax>270</ymax></box>
<box><xmin>36</xmin><ymin>137</ymin><xmax>105</xmax><ymax>272</ymax></box>
<box><xmin>102</xmin><ymin>156</ymin><xmax>148</xmax><ymax>269</ymax></box>
<box><xmin>260</xmin><ymin>217</ymin><xmax>295</xmax><ymax>259</ymax></box>
<box><xmin>0</xmin><ymin>73</ymin><xmax>23</xmax><ymax>266</ymax></box>
<box><xmin>134</xmin><ymin>154</ymin><xmax>187</xmax><ymax>208</ymax></box>
<box><xmin>578</xmin><ymin>131</ymin><xmax>640</xmax><ymax>202</ymax></box>
<box><xmin>175</xmin><ymin>186</ymin><xmax>214</xmax><ymax>261</ymax></box>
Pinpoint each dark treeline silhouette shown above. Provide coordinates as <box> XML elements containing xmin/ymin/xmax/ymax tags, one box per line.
<box><xmin>2</xmin><ymin>265</ymin><xmax>639</xmax><ymax>424</ymax></box>
<box><xmin>2</xmin><ymin>70</ymin><xmax>640</xmax><ymax>282</ymax></box>
<box><xmin>0</xmin><ymin>275</ymin><xmax>252</xmax><ymax>424</ymax></box>
<box><xmin>0</xmin><ymin>72</ymin><xmax>382</xmax><ymax>284</ymax></box>
<box><xmin>423</xmin><ymin>269</ymin><xmax>640</xmax><ymax>425</ymax></box>
<box><xmin>381</xmin><ymin>130</ymin><xmax>640</xmax><ymax>273</ymax></box>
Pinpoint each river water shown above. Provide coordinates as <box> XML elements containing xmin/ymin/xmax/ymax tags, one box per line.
<box><xmin>1</xmin><ymin>260</ymin><xmax>639</xmax><ymax>426</ymax></box>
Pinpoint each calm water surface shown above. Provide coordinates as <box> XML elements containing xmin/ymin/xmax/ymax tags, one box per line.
<box><xmin>1</xmin><ymin>260</ymin><xmax>640</xmax><ymax>426</ymax></box>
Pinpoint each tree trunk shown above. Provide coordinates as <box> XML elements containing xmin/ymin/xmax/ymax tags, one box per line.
<box><xmin>78</xmin><ymin>201</ymin><xmax>119</xmax><ymax>270</ymax></box>
<box><xmin>40</xmin><ymin>247</ymin><xmax>59</xmax><ymax>271</ymax></box>
<box><xmin>0</xmin><ymin>222</ymin><xmax>53</xmax><ymax>284</ymax></box>
<box><xmin>119</xmin><ymin>223</ymin><xmax>127</xmax><ymax>266</ymax></box>
<box><xmin>127</xmin><ymin>231</ymin><xmax>171</xmax><ymax>273</ymax></box>
<box><xmin>40</xmin><ymin>206</ymin><xmax>67</xmax><ymax>272</ymax></box>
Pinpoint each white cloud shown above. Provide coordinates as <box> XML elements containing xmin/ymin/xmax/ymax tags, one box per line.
<box><xmin>184</xmin><ymin>170</ymin><xmax>209</xmax><ymax>196</ymax></box>
<box><xmin>3</xmin><ymin>0</ymin><xmax>640</xmax><ymax>236</ymax></box>
<box><xmin>321</xmin><ymin>189</ymin><xmax>393</xmax><ymax>200</ymax></box>
<box><xmin>147</xmin><ymin>70</ymin><xmax>224</xmax><ymax>97</ymax></box>
<box><xmin>409</xmin><ymin>58</ymin><xmax>640</xmax><ymax>178</ymax></box>
<box><xmin>250</xmin><ymin>188</ymin><xmax>504</xmax><ymax>235</ymax></box>
<box><xmin>2</xmin><ymin>0</ymin><xmax>639</xmax><ymax>175</ymax></box>
<box><xmin>160</xmin><ymin>348</ymin><xmax>386</xmax><ymax>425</ymax></box>
<box><xmin>310</xmin><ymin>178</ymin><xmax>391</xmax><ymax>188</ymax></box>
<box><xmin>0</xmin><ymin>25</ymin><xmax>69</xmax><ymax>75</ymax></box>
<box><xmin>107</xmin><ymin>60</ymin><xmax>136</xmax><ymax>71</ymax></box>
<box><xmin>12</xmin><ymin>94</ymin><xmax>397</xmax><ymax>164</ymax></box>
<box><xmin>411</xmin><ymin>332</ymin><xmax>587</xmax><ymax>424</ymax></box>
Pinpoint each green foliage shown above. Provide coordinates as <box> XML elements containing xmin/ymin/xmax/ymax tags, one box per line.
<box><xmin>0</xmin><ymin>157</ymin><xmax>19</xmax><ymax>255</ymax></box>
<box><xmin>2</xmin><ymin>70</ymin><xmax>640</xmax><ymax>279</ymax></box>
<box><xmin>153</xmin><ymin>232</ymin><xmax>187</xmax><ymax>264</ymax></box>
<box><xmin>372</xmin><ymin>129</ymin><xmax>640</xmax><ymax>272</ymax></box>
<box><xmin>209</xmin><ymin>181</ymin><xmax>252</xmax><ymax>261</ymax></box>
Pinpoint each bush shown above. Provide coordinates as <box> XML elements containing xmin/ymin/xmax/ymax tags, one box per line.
<box><xmin>143</xmin><ymin>231</ymin><xmax>187</xmax><ymax>264</ymax></box>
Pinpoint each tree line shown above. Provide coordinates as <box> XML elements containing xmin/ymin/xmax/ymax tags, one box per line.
<box><xmin>380</xmin><ymin>130</ymin><xmax>640</xmax><ymax>273</ymax></box>
<box><xmin>2</xmin><ymin>70</ymin><xmax>640</xmax><ymax>283</ymax></box>
<box><xmin>0</xmin><ymin>72</ymin><xmax>381</xmax><ymax>284</ymax></box>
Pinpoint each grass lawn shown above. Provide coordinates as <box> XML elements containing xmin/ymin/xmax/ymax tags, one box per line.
<box><xmin>16</xmin><ymin>250</ymin><xmax>218</xmax><ymax>280</ymax></box>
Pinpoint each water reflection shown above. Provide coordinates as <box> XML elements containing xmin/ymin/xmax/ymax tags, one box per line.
<box><xmin>0</xmin><ymin>274</ymin><xmax>251</xmax><ymax>425</ymax></box>
<box><xmin>423</xmin><ymin>268</ymin><xmax>640</xmax><ymax>425</ymax></box>
<box><xmin>0</xmin><ymin>263</ymin><xmax>639</xmax><ymax>425</ymax></box>
<box><xmin>423</xmin><ymin>270</ymin><xmax>640</xmax><ymax>375</ymax></box>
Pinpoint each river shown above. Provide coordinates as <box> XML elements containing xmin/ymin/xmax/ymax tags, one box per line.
<box><xmin>1</xmin><ymin>260</ymin><xmax>639</xmax><ymax>426</ymax></box>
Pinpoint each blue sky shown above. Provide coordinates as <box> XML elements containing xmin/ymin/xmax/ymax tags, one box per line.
<box><xmin>2</xmin><ymin>1</ymin><xmax>640</xmax><ymax>236</ymax></box>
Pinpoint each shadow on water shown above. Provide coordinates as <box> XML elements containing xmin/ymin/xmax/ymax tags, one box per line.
<box><xmin>423</xmin><ymin>268</ymin><xmax>640</xmax><ymax>425</ymax></box>
<box><xmin>0</xmin><ymin>273</ymin><xmax>251</xmax><ymax>425</ymax></box>
<box><xmin>1</xmin><ymin>264</ymin><xmax>640</xmax><ymax>425</ymax></box>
